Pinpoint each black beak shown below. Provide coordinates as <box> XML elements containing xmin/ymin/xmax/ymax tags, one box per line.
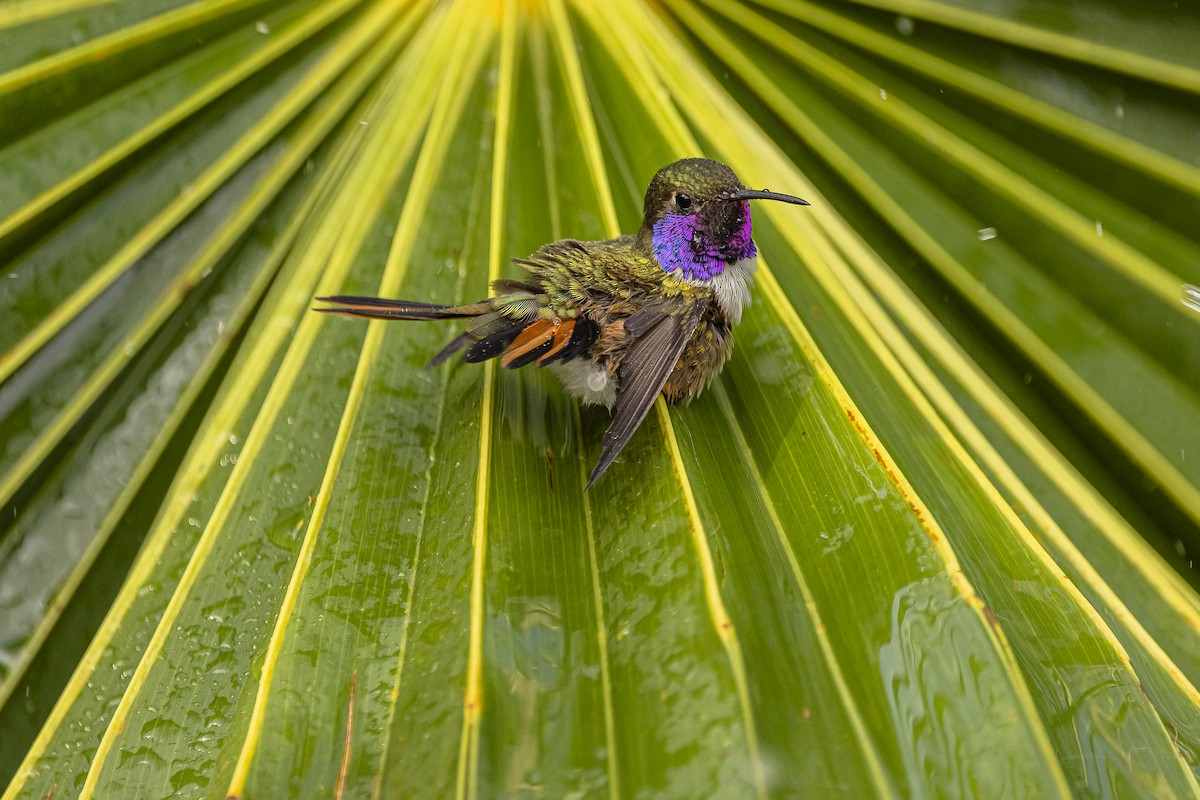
<box><xmin>731</xmin><ymin>188</ymin><xmax>810</xmax><ymax>206</ymax></box>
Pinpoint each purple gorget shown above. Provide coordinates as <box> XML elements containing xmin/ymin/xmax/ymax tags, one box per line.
<box><xmin>651</xmin><ymin>203</ymin><xmax>757</xmax><ymax>281</ymax></box>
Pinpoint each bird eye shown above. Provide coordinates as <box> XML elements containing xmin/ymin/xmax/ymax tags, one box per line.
<box><xmin>674</xmin><ymin>193</ymin><xmax>693</xmax><ymax>210</ymax></box>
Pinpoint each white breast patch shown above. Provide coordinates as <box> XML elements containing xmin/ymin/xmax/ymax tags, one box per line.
<box><xmin>698</xmin><ymin>256</ymin><xmax>758</xmax><ymax>324</ymax></box>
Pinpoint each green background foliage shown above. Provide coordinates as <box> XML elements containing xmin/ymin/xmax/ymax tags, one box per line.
<box><xmin>1</xmin><ymin>0</ymin><xmax>1198</xmax><ymax>797</ymax></box>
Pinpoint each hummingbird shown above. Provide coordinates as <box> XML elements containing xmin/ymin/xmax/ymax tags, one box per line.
<box><xmin>317</xmin><ymin>158</ymin><xmax>809</xmax><ymax>487</ymax></box>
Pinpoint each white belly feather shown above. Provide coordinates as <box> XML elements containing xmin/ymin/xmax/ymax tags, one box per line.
<box><xmin>549</xmin><ymin>360</ymin><xmax>617</xmax><ymax>409</ymax></box>
<box><xmin>682</xmin><ymin>256</ymin><xmax>757</xmax><ymax>324</ymax></box>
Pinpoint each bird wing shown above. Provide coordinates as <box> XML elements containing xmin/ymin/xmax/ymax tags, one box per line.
<box><xmin>587</xmin><ymin>296</ymin><xmax>709</xmax><ymax>488</ymax></box>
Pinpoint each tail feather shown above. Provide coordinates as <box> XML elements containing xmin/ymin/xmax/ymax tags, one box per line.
<box><xmin>428</xmin><ymin>331</ymin><xmax>474</xmax><ymax>367</ymax></box>
<box><xmin>316</xmin><ymin>292</ymin><xmax>595</xmax><ymax>374</ymax></box>
<box><xmin>490</xmin><ymin>278</ymin><xmax>538</xmax><ymax>295</ymax></box>
<box><xmin>463</xmin><ymin>324</ymin><xmax>525</xmax><ymax>363</ymax></box>
<box><xmin>463</xmin><ymin>311</ymin><xmax>513</xmax><ymax>338</ymax></box>
<box><xmin>314</xmin><ymin>295</ymin><xmax>490</xmax><ymax>320</ymax></box>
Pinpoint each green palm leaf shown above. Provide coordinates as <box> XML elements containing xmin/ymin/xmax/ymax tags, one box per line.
<box><xmin>2</xmin><ymin>0</ymin><xmax>1198</xmax><ymax>797</ymax></box>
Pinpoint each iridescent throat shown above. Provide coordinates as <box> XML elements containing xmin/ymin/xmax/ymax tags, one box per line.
<box><xmin>651</xmin><ymin>206</ymin><xmax>757</xmax><ymax>281</ymax></box>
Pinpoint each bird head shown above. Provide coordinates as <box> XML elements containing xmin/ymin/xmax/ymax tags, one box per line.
<box><xmin>640</xmin><ymin>158</ymin><xmax>808</xmax><ymax>282</ymax></box>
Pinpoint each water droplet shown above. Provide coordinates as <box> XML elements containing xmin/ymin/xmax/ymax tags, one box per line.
<box><xmin>976</xmin><ymin>226</ymin><xmax>998</xmax><ymax>241</ymax></box>
<box><xmin>895</xmin><ymin>15</ymin><xmax>915</xmax><ymax>35</ymax></box>
<box><xmin>820</xmin><ymin>523</ymin><xmax>855</xmax><ymax>554</ymax></box>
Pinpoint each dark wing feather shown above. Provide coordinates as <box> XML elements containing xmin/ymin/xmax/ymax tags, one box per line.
<box><xmin>622</xmin><ymin>303</ymin><xmax>669</xmax><ymax>338</ymax></box>
<box><xmin>586</xmin><ymin>298</ymin><xmax>708</xmax><ymax>488</ymax></box>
